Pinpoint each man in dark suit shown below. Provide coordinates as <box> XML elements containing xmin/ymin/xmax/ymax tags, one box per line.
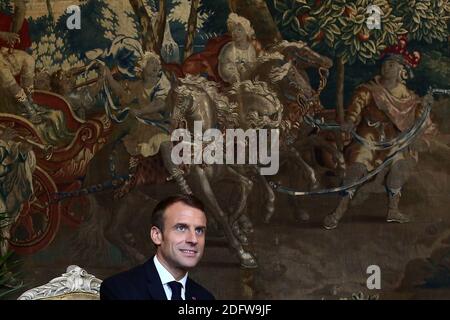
<box><xmin>100</xmin><ymin>194</ymin><xmax>215</xmax><ymax>300</ymax></box>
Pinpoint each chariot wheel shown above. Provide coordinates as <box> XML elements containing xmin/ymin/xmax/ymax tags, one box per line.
<box><xmin>9</xmin><ymin>167</ymin><xmax>61</xmax><ymax>255</ymax></box>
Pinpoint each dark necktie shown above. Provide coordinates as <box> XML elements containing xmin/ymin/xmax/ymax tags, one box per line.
<box><xmin>168</xmin><ymin>281</ymin><xmax>183</xmax><ymax>300</ymax></box>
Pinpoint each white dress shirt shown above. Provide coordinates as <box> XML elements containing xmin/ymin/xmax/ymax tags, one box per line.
<box><xmin>153</xmin><ymin>255</ymin><xmax>188</xmax><ymax>300</ymax></box>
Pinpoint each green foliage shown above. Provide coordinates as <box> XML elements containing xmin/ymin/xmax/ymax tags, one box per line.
<box><xmin>55</xmin><ymin>0</ymin><xmax>119</xmax><ymax>55</ymax></box>
<box><xmin>270</xmin><ymin>0</ymin><xmax>313</xmax><ymax>39</ymax></box>
<box><xmin>414</xmin><ymin>50</ymin><xmax>450</xmax><ymax>90</ymax></box>
<box><xmin>393</xmin><ymin>0</ymin><xmax>450</xmax><ymax>43</ymax></box>
<box><xmin>198</xmin><ymin>0</ymin><xmax>230</xmax><ymax>37</ymax></box>
<box><xmin>269</xmin><ymin>0</ymin><xmax>448</xmax><ymax>65</ymax></box>
<box><xmin>0</xmin><ymin>0</ymin><xmax>13</xmax><ymax>15</ymax></box>
<box><xmin>336</xmin><ymin>0</ymin><xmax>404</xmax><ymax>64</ymax></box>
<box><xmin>27</xmin><ymin>0</ymin><xmax>141</xmax><ymax>74</ymax></box>
<box><xmin>145</xmin><ymin>0</ymin><xmax>158</xmax><ymax>12</ymax></box>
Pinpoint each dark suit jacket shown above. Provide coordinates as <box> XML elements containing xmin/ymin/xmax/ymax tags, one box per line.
<box><xmin>100</xmin><ymin>258</ymin><xmax>215</xmax><ymax>300</ymax></box>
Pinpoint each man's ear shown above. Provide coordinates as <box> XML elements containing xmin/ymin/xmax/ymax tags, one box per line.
<box><xmin>150</xmin><ymin>226</ymin><xmax>163</xmax><ymax>245</ymax></box>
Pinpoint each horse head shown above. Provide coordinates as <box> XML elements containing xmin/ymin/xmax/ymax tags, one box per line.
<box><xmin>165</xmin><ymin>74</ymin><xmax>227</xmax><ymax>134</ymax></box>
<box><xmin>228</xmin><ymin>80</ymin><xmax>283</xmax><ymax>130</ymax></box>
<box><xmin>253</xmin><ymin>41</ymin><xmax>332</xmax><ymax>116</ymax></box>
<box><xmin>271</xmin><ymin>40</ymin><xmax>333</xmax><ymax>70</ymax></box>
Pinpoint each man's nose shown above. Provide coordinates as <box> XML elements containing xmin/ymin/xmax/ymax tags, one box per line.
<box><xmin>186</xmin><ymin>229</ymin><xmax>198</xmax><ymax>244</ymax></box>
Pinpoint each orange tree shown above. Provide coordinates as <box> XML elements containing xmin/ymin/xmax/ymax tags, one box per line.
<box><xmin>393</xmin><ymin>0</ymin><xmax>450</xmax><ymax>44</ymax></box>
<box><xmin>270</xmin><ymin>0</ymin><xmax>405</xmax><ymax>123</ymax></box>
<box><xmin>393</xmin><ymin>0</ymin><xmax>450</xmax><ymax>93</ymax></box>
<box><xmin>269</xmin><ymin>0</ymin><xmax>449</xmax><ymax>122</ymax></box>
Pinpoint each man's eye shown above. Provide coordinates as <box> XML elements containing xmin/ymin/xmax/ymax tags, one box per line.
<box><xmin>176</xmin><ymin>225</ymin><xmax>186</xmax><ymax>231</ymax></box>
<box><xmin>195</xmin><ymin>229</ymin><xmax>204</xmax><ymax>235</ymax></box>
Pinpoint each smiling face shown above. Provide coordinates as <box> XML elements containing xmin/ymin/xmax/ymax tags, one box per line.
<box><xmin>151</xmin><ymin>201</ymin><xmax>207</xmax><ymax>279</ymax></box>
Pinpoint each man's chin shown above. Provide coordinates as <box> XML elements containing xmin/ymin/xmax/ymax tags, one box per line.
<box><xmin>177</xmin><ymin>255</ymin><xmax>202</xmax><ymax>268</ymax></box>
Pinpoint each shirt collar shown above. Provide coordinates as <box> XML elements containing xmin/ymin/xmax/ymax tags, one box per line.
<box><xmin>153</xmin><ymin>255</ymin><xmax>188</xmax><ymax>289</ymax></box>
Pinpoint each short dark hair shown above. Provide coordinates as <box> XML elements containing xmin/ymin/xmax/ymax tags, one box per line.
<box><xmin>151</xmin><ymin>194</ymin><xmax>205</xmax><ymax>231</ymax></box>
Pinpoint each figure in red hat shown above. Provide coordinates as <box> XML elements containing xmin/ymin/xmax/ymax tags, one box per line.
<box><xmin>323</xmin><ymin>36</ymin><xmax>438</xmax><ymax>230</ymax></box>
<box><xmin>380</xmin><ymin>35</ymin><xmax>422</xmax><ymax>77</ymax></box>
